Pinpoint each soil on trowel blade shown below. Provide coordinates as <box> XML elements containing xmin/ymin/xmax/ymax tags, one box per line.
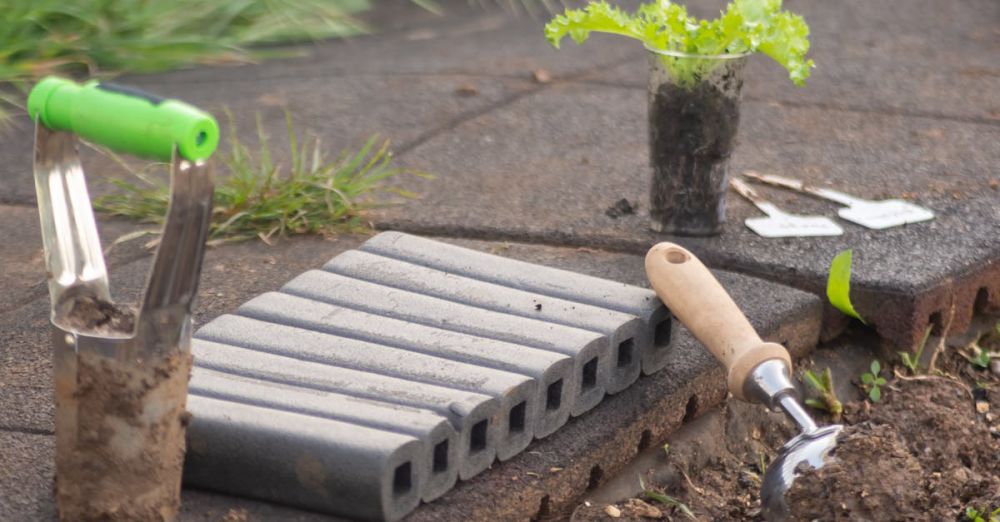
<box><xmin>63</xmin><ymin>295</ymin><xmax>136</xmax><ymax>334</ymax></box>
<box><xmin>55</xmin><ymin>349</ymin><xmax>193</xmax><ymax>521</ymax></box>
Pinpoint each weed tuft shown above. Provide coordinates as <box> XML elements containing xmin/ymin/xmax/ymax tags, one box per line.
<box><xmin>965</xmin><ymin>505</ymin><xmax>1000</xmax><ymax>522</ymax></box>
<box><xmin>95</xmin><ymin>112</ymin><xmax>419</xmax><ymax>245</ymax></box>
<box><xmin>803</xmin><ymin>367</ymin><xmax>843</xmax><ymax>421</ymax></box>
<box><xmin>639</xmin><ymin>477</ymin><xmax>696</xmax><ymax>521</ymax></box>
<box><xmin>963</xmin><ymin>319</ymin><xmax>1000</xmax><ymax>370</ymax></box>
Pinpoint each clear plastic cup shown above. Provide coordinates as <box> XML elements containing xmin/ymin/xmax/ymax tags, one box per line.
<box><xmin>646</xmin><ymin>47</ymin><xmax>749</xmax><ymax>236</ymax></box>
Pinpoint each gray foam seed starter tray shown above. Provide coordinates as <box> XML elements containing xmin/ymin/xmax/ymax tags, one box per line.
<box><xmin>183</xmin><ymin>231</ymin><xmax>671</xmax><ymax>521</ymax></box>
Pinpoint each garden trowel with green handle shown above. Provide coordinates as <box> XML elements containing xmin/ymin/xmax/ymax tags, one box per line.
<box><xmin>28</xmin><ymin>76</ymin><xmax>217</xmax><ymax>521</ymax></box>
<box><xmin>744</xmin><ymin>171</ymin><xmax>934</xmax><ymax>230</ymax></box>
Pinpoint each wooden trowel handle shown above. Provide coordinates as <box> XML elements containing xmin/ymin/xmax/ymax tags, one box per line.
<box><xmin>645</xmin><ymin>243</ymin><xmax>791</xmax><ymax>402</ymax></box>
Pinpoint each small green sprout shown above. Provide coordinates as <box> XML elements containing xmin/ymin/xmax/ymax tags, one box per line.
<box><xmin>967</xmin><ymin>345</ymin><xmax>994</xmax><ymax>370</ymax></box>
<box><xmin>964</xmin><ymin>320</ymin><xmax>999</xmax><ymax>370</ymax></box>
<box><xmin>965</xmin><ymin>505</ymin><xmax>1000</xmax><ymax>522</ymax></box>
<box><xmin>803</xmin><ymin>367</ymin><xmax>843</xmax><ymax>421</ymax></box>
<box><xmin>899</xmin><ymin>325</ymin><xmax>933</xmax><ymax>375</ymax></box>
<box><xmin>756</xmin><ymin>452</ymin><xmax>769</xmax><ymax>475</ymax></box>
<box><xmin>639</xmin><ymin>477</ymin><xmax>696</xmax><ymax>521</ymax></box>
<box><xmin>860</xmin><ymin>360</ymin><xmax>888</xmax><ymax>403</ymax></box>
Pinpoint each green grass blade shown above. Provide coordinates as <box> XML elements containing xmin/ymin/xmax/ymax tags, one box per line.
<box><xmin>95</xmin><ymin>112</ymin><xmax>416</xmax><ymax>245</ymax></box>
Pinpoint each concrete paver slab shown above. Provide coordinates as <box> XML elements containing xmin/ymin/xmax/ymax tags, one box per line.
<box><xmin>584</xmin><ymin>0</ymin><xmax>1000</xmax><ymax>122</ymax></box>
<box><xmin>378</xmin><ymin>80</ymin><xmax>1000</xmax><ymax>350</ymax></box>
<box><xmin>0</xmin><ymin>232</ymin><xmax>361</xmax><ymax>433</ymax></box>
<box><xmin>0</xmin><ymin>431</ymin><xmax>57</xmax><ymax>521</ymax></box>
<box><xmin>115</xmin><ymin>8</ymin><xmax>639</xmax><ymax>86</ymax></box>
<box><xmin>0</xmin><ymin>206</ymin><xmax>150</xmax><ymax>314</ymax></box>
<box><xmin>0</xmin><ymin>237</ymin><xmax>820</xmax><ymax>521</ymax></box>
<box><xmin>588</xmin><ymin>53</ymin><xmax>999</xmax><ymax>124</ymax></box>
<box><xmin>0</xmin><ymin>73</ymin><xmax>536</xmax><ymax>205</ymax></box>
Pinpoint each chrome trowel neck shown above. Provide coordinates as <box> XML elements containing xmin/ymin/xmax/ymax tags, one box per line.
<box><xmin>744</xmin><ymin>359</ymin><xmax>819</xmax><ymax>433</ymax></box>
<box><xmin>776</xmin><ymin>394</ymin><xmax>818</xmax><ymax>433</ymax></box>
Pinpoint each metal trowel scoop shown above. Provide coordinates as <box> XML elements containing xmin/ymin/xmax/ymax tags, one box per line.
<box><xmin>645</xmin><ymin>243</ymin><xmax>842</xmax><ymax>521</ymax></box>
<box><xmin>744</xmin><ymin>171</ymin><xmax>934</xmax><ymax>230</ymax></box>
<box><xmin>730</xmin><ymin>178</ymin><xmax>843</xmax><ymax>238</ymax></box>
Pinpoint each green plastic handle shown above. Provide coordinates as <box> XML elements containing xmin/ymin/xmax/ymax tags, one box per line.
<box><xmin>28</xmin><ymin>76</ymin><xmax>219</xmax><ymax>162</ymax></box>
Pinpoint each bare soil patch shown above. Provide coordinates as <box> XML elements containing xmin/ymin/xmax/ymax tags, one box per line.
<box><xmin>571</xmin><ymin>340</ymin><xmax>1000</xmax><ymax>521</ymax></box>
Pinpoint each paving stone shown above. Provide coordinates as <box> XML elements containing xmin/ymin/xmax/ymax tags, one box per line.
<box><xmin>376</xmin><ymin>80</ymin><xmax>1000</xmax><ymax>350</ymax></box>
<box><xmin>587</xmin><ymin>51</ymin><xmax>999</xmax><ymax>124</ymax></box>
<box><xmin>322</xmin><ymin>250</ymin><xmax>645</xmax><ymax>392</ymax></box>
<box><xmin>405</xmin><ymin>267</ymin><xmax>822</xmax><ymax>521</ymax></box>
<box><xmin>237</xmin><ymin>292</ymin><xmax>577</xmax><ymax>437</ymax></box>
<box><xmin>0</xmin><ymin>430</ymin><xmax>57</xmax><ymax>521</ymax></box>
<box><xmin>585</xmin><ymin>0</ymin><xmax>999</xmax><ymax>122</ymax></box>
<box><xmin>189</xmin><ymin>369</ymin><xmax>461</xmax><ymax>502</ymax></box>
<box><xmin>115</xmin><ymin>7</ymin><xmax>639</xmax><ymax>86</ymax></box>
<box><xmin>357</xmin><ymin>232</ymin><xmax>670</xmax><ymax>374</ymax></box>
<box><xmin>0</xmin><ymin>73</ymin><xmax>537</xmax><ymax>205</ymax></box>
<box><xmin>0</xmin><ymin>207</ymin><xmax>150</xmax><ymax>314</ymax></box>
<box><xmin>0</xmin><ymin>233</ymin><xmax>361</xmax><ymax>433</ymax></box>
<box><xmin>196</xmin><ymin>314</ymin><xmax>539</xmax><ymax>462</ymax></box>
<box><xmin>0</xmin><ymin>237</ymin><xmax>821</xmax><ymax>521</ymax></box>
<box><xmin>281</xmin><ymin>271</ymin><xmax>612</xmax><ymax>416</ymax></box>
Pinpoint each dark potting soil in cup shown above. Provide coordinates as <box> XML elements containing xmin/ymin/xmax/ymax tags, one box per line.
<box><xmin>648</xmin><ymin>74</ymin><xmax>741</xmax><ymax>236</ymax></box>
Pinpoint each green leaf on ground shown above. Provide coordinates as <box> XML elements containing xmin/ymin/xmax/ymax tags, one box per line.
<box><xmin>827</xmin><ymin>249</ymin><xmax>866</xmax><ymax>323</ymax></box>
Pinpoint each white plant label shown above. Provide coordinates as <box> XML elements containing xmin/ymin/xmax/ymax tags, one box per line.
<box><xmin>745</xmin><ymin>215</ymin><xmax>844</xmax><ymax>238</ymax></box>
<box><xmin>838</xmin><ymin>200</ymin><xmax>935</xmax><ymax>230</ymax></box>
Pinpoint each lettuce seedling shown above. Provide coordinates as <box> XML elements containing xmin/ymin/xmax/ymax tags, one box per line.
<box><xmin>544</xmin><ymin>0</ymin><xmax>814</xmax><ymax>87</ymax></box>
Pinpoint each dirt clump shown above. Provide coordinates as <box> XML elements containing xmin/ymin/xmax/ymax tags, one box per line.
<box><xmin>789</xmin><ymin>377</ymin><xmax>1000</xmax><ymax>521</ymax></box>
<box><xmin>55</xmin><ymin>348</ymin><xmax>193</xmax><ymax>521</ymax></box>
<box><xmin>573</xmin><ymin>341</ymin><xmax>1000</xmax><ymax>521</ymax></box>
<box><xmin>574</xmin><ymin>498</ymin><xmax>666</xmax><ymax>521</ymax></box>
<box><xmin>62</xmin><ymin>295</ymin><xmax>136</xmax><ymax>335</ymax></box>
<box><xmin>786</xmin><ymin>423</ymin><xmax>925</xmax><ymax>520</ymax></box>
